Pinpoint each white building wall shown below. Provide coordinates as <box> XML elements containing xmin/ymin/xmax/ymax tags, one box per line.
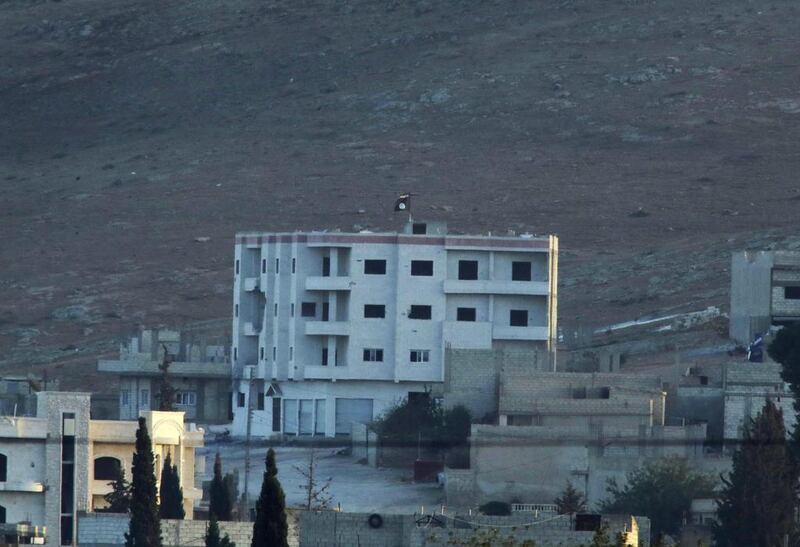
<box><xmin>231</xmin><ymin>229</ymin><xmax>557</xmax><ymax>438</ymax></box>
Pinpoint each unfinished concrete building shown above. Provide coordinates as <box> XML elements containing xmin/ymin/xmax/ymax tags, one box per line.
<box><xmin>730</xmin><ymin>250</ymin><xmax>800</xmax><ymax>344</ymax></box>
<box><xmin>447</xmin><ymin>368</ymin><xmax>720</xmax><ymax>508</ymax></box>
<box><xmin>98</xmin><ymin>327</ymin><xmax>231</xmax><ymax>424</ymax></box>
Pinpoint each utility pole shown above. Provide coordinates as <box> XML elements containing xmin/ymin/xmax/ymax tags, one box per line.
<box><xmin>242</xmin><ymin>373</ymin><xmax>253</xmax><ymax>520</ymax></box>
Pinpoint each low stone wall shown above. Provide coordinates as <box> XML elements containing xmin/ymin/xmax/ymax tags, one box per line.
<box><xmin>298</xmin><ymin>510</ymin><xmax>413</xmax><ymax>547</ymax></box>
<box><xmin>77</xmin><ymin>512</ymin><xmax>299</xmax><ymax>547</ymax></box>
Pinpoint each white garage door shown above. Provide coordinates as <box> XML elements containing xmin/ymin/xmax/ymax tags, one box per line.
<box><xmin>335</xmin><ymin>398</ymin><xmax>373</xmax><ymax>435</ymax></box>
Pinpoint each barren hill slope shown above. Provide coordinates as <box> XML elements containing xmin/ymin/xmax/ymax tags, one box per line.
<box><xmin>1</xmin><ymin>0</ymin><xmax>799</xmax><ymax>381</ymax></box>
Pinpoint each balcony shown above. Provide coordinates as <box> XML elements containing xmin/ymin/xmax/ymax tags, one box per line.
<box><xmin>304</xmin><ymin>321</ymin><xmax>350</xmax><ymax>336</ymax></box>
<box><xmin>305</xmin><ymin>276</ymin><xmax>354</xmax><ymax>291</ymax></box>
<box><xmin>492</xmin><ymin>325</ymin><xmax>550</xmax><ymax>341</ymax></box>
<box><xmin>443</xmin><ymin>279</ymin><xmax>548</xmax><ymax>296</ymax></box>
<box><xmin>0</xmin><ymin>480</ymin><xmax>45</xmax><ymax>493</ymax></box>
<box><xmin>242</xmin><ymin>322</ymin><xmax>261</xmax><ymax>336</ymax></box>
<box><xmin>443</xmin><ymin>321</ymin><xmax>493</xmax><ymax>349</ymax></box>
<box><xmin>243</xmin><ymin>277</ymin><xmax>260</xmax><ymax>292</ymax></box>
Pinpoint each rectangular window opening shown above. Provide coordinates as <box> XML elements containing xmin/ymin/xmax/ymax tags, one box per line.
<box><xmin>510</xmin><ymin>309</ymin><xmax>528</xmax><ymax>327</ymax></box>
<box><xmin>364</xmin><ymin>259</ymin><xmax>387</xmax><ymax>275</ymax></box>
<box><xmin>786</xmin><ymin>286</ymin><xmax>800</xmax><ymax>300</ymax></box>
<box><xmin>512</xmin><ymin>261</ymin><xmax>532</xmax><ymax>281</ymax></box>
<box><xmin>261</xmin><ymin>259</ymin><xmax>266</xmax><ymax>274</ymax></box>
<box><xmin>322</xmin><ymin>348</ymin><xmax>328</xmax><ymax>366</ymax></box>
<box><xmin>322</xmin><ymin>256</ymin><xmax>331</xmax><ymax>277</ymax></box>
<box><xmin>292</xmin><ymin>258</ymin><xmax>296</xmax><ymax>274</ymax></box>
<box><xmin>412</xmin><ymin>223</ymin><xmax>427</xmax><ymax>235</ymax></box>
<box><xmin>257</xmin><ymin>392</ymin><xmax>265</xmax><ymax>411</ymax></box>
<box><xmin>363</xmin><ymin>348</ymin><xmax>384</xmax><ymax>362</ymax></box>
<box><xmin>458</xmin><ymin>260</ymin><xmax>478</xmax><ymax>280</ymax></box>
<box><xmin>364</xmin><ymin>304</ymin><xmax>386</xmax><ymax>318</ymax></box>
<box><xmin>409</xmin><ymin>305</ymin><xmax>432</xmax><ymax>320</ymax></box>
<box><xmin>301</xmin><ymin>302</ymin><xmax>316</xmax><ymax>317</ymax></box>
<box><xmin>457</xmin><ymin>307</ymin><xmax>477</xmax><ymax>322</ymax></box>
<box><xmin>411</xmin><ymin>260</ymin><xmax>434</xmax><ymax>276</ymax></box>
<box><xmin>275</xmin><ymin>258</ymin><xmax>280</xmax><ymax>274</ymax></box>
<box><xmin>235</xmin><ymin>260</ymin><xmax>240</xmax><ymax>275</ymax></box>
<box><xmin>410</xmin><ymin>350</ymin><xmax>430</xmax><ymax>363</ymax></box>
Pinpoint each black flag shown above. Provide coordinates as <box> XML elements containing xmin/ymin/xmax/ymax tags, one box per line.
<box><xmin>394</xmin><ymin>193</ymin><xmax>410</xmax><ymax>212</ymax></box>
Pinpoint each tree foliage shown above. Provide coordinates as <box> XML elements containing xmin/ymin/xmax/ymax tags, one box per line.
<box><xmin>768</xmin><ymin>322</ymin><xmax>800</xmax><ymax>444</ymax></box>
<box><xmin>373</xmin><ymin>395</ymin><xmax>472</xmax><ymax>449</ymax></box>
<box><xmin>714</xmin><ymin>399</ymin><xmax>798</xmax><ymax>547</ymax></box>
<box><xmin>210</xmin><ymin>453</ymin><xmax>233</xmax><ymax>521</ymax></box>
<box><xmin>157</xmin><ymin>344</ymin><xmax>176</xmax><ymax>411</ymax></box>
<box><xmin>251</xmin><ymin>448</ymin><xmax>289</xmax><ymax>547</ymax></box>
<box><xmin>294</xmin><ymin>448</ymin><xmax>333</xmax><ymax>510</ymax></box>
<box><xmin>158</xmin><ymin>451</ymin><xmax>185</xmax><ymax>520</ymax></box>
<box><xmin>125</xmin><ymin>417</ymin><xmax>162</xmax><ymax>547</ymax></box>
<box><xmin>554</xmin><ymin>481</ymin><xmax>587</xmax><ymax>514</ymax></box>
<box><xmin>599</xmin><ymin>456</ymin><xmax>717</xmax><ymax>538</ymax></box>
<box><xmin>102</xmin><ymin>467</ymin><xmax>131</xmax><ymax>514</ymax></box>
<box><xmin>205</xmin><ymin>515</ymin><xmax>235</xmax><ymax>547</ymax></box>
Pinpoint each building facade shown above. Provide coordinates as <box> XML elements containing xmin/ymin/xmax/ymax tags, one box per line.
<box><xmin>730</xmin><ymin>250</ymin><xmax>800</xmax><ymax>344</ymax></box>
<box><xmin>0</xmin><ymin>392</ymin><xmax>203</xmax><ymax>546</ymax></box>
<box><xmin>98</xmin><ymin>327</ymin><xmax>231</xmax><ymax>423</ymax></box>
<box><xmin>231</xmin><ymin>221</ymin><xmax>558</xmax><ymax>438</ymax></box>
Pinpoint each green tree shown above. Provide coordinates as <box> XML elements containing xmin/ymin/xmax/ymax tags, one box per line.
<box><xmin>158</xmin><ymin>452</ymin><xmax>185</xmax><ymax>520</ymax></box>
<box><xmin>768</xmin><ymin>322</ymin><xmax>800</xmax><ymax>445</ymax></box>
<box><xmin>599</xmin><ymin>456</ymin><xmax>717</xmax><ymax>538</ymax></box>
<box><xmin>205</xmin><ymin>515</ymin><xmax>235</xmax><ymax>547</ymax></box>
<box><xmin>102</xmin><ymin>467</ymin><xmax>131</xmax><ymax>513</ymax></box>
<box><xmin>251</xmin><ymin>448</ymin><xmax>288</xmax><ymax>547</ymax></box>
<box><xmin>125</xmin><ymin>417</ymin><xmax>162</xmax><ymax>547</ymax></box>
<box><xmin>589</xmin><ymin>523</ymin><xmax>612</xmax><ymax>547</ymax></box>
<box><xmin>209</xmin><ymin>453</ymin><xmax>233</xmax><ymax>521</ymax></box>
<box><xmin>714</xmin><ymin>399</ymin><xmax>798</xmax><ymax>547</ymax></box>
<box><xmin>553</xmin><ymin>481</ymin><xmax>586</xmax><ymax>514</ymax></box>
<box><xmin>157</xmin><ymin>344</ymin><xmax>176</xmax><ymax>411</ymax></box>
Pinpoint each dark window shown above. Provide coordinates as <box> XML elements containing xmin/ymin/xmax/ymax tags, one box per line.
<box><xmin>512</xmin><ymin>261</ymin><xmax>532</xmax><ymax>281</ymax></box>
<box><xmin>291</xmin><ymin>303</ymin><xmax>295</xmax><ymax>317</ymax></box>
<box><xmin>274</xmin><ymin>303</ymin><xmax>278</xmax><ymax>316</ymax></box>
<box><xmin>0</xmin><ymin>453</ymin><xmax>6</xmax><ymax>482</ymax></box>
<box><xmin>234</xmin><ymin>304</ymin><xmax>238</xmax><ymax>318</ymax></box>
<box><xmin>292</xmin><ymin>258</ymin><xmax>296</xmax><ymax>273</ymax></box>
<box><xmin>260</xmin><ymin>347</ymin><xmax>264</xmax><ymax>360</ymax></box>
<box><xmin>409</xmin><ymin>305</ymin><xmax>432</xmax><ymax>319</ymax></box>
<box><xmin>235</xmin><ymin>260</ymin><xmax>239</xmax><ymax>275</ymax></box>
<box><xmin>322</xmin><ymin>257</ymin><xmax>331</xmax><ymax>277</ymax></box>
<box><xmin>364</xmin><ymin>305</ymin><xmax>386</xmax><ymax>318</ymax></box>
<box><xmin>275</xmin><ymin>258</ymin><xmax>280</xmax><ymax>273</ymax></box>
<box><xmin>457</xmin><ymin>307</ymin><xmax>476</xmax><ymax>322</ymax></box>
<box><xmin>458</xmin><ymin>260</ymin><xmax>478</xmax><ymax>280</ymax></box>
<box><xmin>412</xmin><ymin>223</ymin><xmax>427</xmax><ymax>235</ymax></box>
<box><xmin>237</xmin><ymin>393</ymin><xmax>246</xmax><ymax>408</ymax></box>
<box><xmin>322</xmin><ymin>302</ymin><xmax>329</xmax><ymax>321</ymax></box>
<box><xmin>301</xmin><ymin>302</ymin><xmax>316</xmax><ymax>317</ymax></box>
<box><xmin>363</xmin><ymin>348</ymin><xmax>384</xmax><ymax>362</ymax></box>
<box><xmin>61</xmin><ymin>515</ymin><xmax>74</xmax><ymax>545</ymax></box>
<box><xmin>364</xmin><ymin>259</ymin><xmax>387</xmax><ymax>275</ymax></box>
<box><xmin>261</xmin><ymin>259</ymin><xmax>266</xmax><ymax>274</ymax></box>
<box><xmin>0</xmin><ymin>503</ymin><xmax>5</xmax><ymax>524</ymax></box>
<box><xmin>233</xmin><ymin>347</ymin><xmax>237</xmax><ymax>361</ymax></box>
<box><xmin>257</xmin><ymin>392</ymin><xmax>265</xmax><ymax>411</ymax></box>
<box><xmin>410</xmin><ymin>350</ymin><xmax>430</xmax><ymax>363</ymax></box>
<box><xmin>786</xmin><ymin>286</ymin><xmax>800</xmax><ymax>300</ymax></box>
<box><xmin>273</xmin><ymin>346</ymin><xmax>276</xmax><ymax>360</ymax></box>
<box><xmin>411</xmin><ymin>260</ymin><xmax>434</xmax><ymax>276</ymax></box>
<box><xmin>510</xmin><ymin>309</ymin><xmax>528</xmax><ymax>327</ymax></box>
<box><xmin>322</xmin><ymin>348</ymin><xmax>328</xmax><ymax>366</ymax></box>
<box><xmin>272</xmin><ymin>398</ymin><xmax>281</xmax><ymax>432</ymax></box>
<box><xmin>94</xmin><ymin>457</ymin><xmax>121</xmax><ymax>481</ymax></box>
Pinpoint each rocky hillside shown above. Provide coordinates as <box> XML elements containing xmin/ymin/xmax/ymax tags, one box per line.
<box><xmin>2</xmin><ymin>0</ymin><xmax>799</xmax><ymax>382</ymax></box>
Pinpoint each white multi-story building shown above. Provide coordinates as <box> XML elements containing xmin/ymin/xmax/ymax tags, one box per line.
<box><xmin>231</xmin><ymin>221</ymin><xmax>558</xmax><ymax>438</ymax></box>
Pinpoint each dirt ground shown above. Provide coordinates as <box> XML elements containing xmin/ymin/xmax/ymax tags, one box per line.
<box><xmin>201</xmin><ymin>442</ymin><xmax>443</xmax><ymax>514</ymax></box>
<box><xmin>2</xmin><ymin>0</ymin><xmax>800</xmax><ymax>386</ymax></box>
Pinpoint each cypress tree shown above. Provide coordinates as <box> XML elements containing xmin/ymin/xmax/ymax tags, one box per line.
<box><xmin>125</xmin><ymin>417</ymin><xmax>162</xmax><ymax>547</ymax></box>
<box><xmin>205</xmin><ymin>515</ymin><xmax>235</xmax><ymax>547</ymax></box>
<box><xmin>251</xmin><ymin>448</ymin><xmax>288</xmax><ymax>547</ymax></box>
<box><xmin>554</xmin><ymin>481</ymin><xmax>587</xmax><ymax>514</ymax></box>
<box><xmin>715</xmin><ymin>399</ymin><xmax>798</xmax><ymax>547</ymax></box>
<box><xmin>102</xmin><ymin>467</ymin><xmax>131</xmax><ymax>513</ymax></box>
<box><xmin>210</xmin><ymin>453</ymin><xmax>233</xmax><ymax>521</ymax></box>
<box><xmin>768</xmin><ymin>322</ymin><xmax>800</xmax><ymax>447</ymax></box>
<box><xmin>159</xmin><ymin>452</ymin><xmax>185</xmax><ymax>520</ymax></box>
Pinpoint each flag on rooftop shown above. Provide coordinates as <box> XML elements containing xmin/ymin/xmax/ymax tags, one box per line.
<box><xmin>394</xmin><ymin>193</ymin><xmax>411</xmax><ymax>212</ymax></box>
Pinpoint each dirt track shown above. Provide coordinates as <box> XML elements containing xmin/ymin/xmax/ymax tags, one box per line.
<box><xmin>2</xmin><ymin>0</ymin><xmax>799</xmax><ymax>384</ymax></box>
